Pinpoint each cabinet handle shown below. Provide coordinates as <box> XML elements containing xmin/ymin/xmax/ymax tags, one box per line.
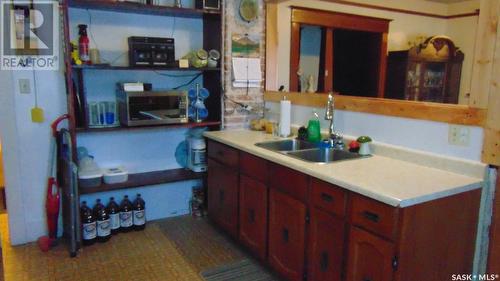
<box><xmin>219</xmin><ymin>190</ymin><xmax>225</xmax><ymax>203</ymax></box>
<box><xmin>320</xmin><ymin>251</ymin><xmax>329</xmax><ymax>272</ymax></box>
<box><xmin>320</xmin><ymin>193</ymin><xmax>334</xmax><ymax>203</ymax></box>
<box><xmin>362</xmin><ymin>211</ymin><xmax>380</xmax><ymax>223</ymax></box>
<box><xmin>282</xmin><ymin>228</ymin><xmax>289</xmax><ymax>243</ymax></box>
<box><xmin>248</xmin><ymin>209</ymin><xmax>255</xmax><ymax>223</ymax></box>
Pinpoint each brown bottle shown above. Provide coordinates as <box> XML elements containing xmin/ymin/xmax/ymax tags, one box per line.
<box><xmin>93</xmin><ymin>199</ymin><xmax>111</xmax><ymax>243</ymax></box>
<box><xmin>107</xmin><ymin>197</ymin><xmax>120</xmax><ymax>235</ymax></box>
<box><xmin>80</xmin><ymin>201</ymin><xmax>96</xmax><ymax>246</ymax></box>
<box><xmin>132</xmin><ymin>194</ymin><xmax>146</xmax><ymax>231</ymax></box>
<box><xmin>119</xmin><ymin>195</ymin><xmax>134</xmax><ymax>232</ymax></box>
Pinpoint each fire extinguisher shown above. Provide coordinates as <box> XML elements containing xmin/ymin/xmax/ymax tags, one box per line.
<box><xmin>78</xmin><ymin>24</ymin><xmax>90</xmax><ymax>64</ymax></box>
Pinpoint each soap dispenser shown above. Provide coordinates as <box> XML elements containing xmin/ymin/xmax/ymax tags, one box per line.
<box><xmin>307</xmin><ymin>110</ymin><xmax>321</xmax><ymax>143</ymax></box>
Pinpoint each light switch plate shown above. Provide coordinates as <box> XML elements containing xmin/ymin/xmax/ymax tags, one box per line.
<box><xmin>448</xmin><ymin>125</ymin><xmax>470</xmax><ymax>146</ymax></box>
<box><xmin>18</xmin><ymin>79</ymin><xmax>31</xmax><ymax>94</ymax></box>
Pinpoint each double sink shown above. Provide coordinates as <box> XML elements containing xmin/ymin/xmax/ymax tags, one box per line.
<box><xmin>255</xmin><ymin>139</ymin><xmax>365</xmax><ymax>164</ymax></box>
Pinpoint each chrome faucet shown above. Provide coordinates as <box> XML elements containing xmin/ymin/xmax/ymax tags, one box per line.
<box><xmin>324</xmin><ymin>93</ymin><xmax>344</xmax><ymax>150</ymax></box>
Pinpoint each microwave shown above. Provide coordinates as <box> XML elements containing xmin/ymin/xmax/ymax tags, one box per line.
<box><xmin>116</xmin><ymin>90</ymin><xmax>188</xmax><ymax>127</ymax></box>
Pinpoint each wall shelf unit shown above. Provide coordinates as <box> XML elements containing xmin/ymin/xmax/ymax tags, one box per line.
<box><xmin>68</xmin><ymin>0</ymin><xmax>221</xmax><ymax>17</ymax></box>
<box><xmin>61</xmin><ymin>0</ymin><xmax>222</xmax><ymax>200</ymax></box>
<box><xmin>79</xmin><ymin>168</ymin><xmax>205</xmax><ymax>195</ymax></box>
<box><xmin>72</xmin><ymin>65</ymin><xmax>220</xmax><ymax>72</ymax></box>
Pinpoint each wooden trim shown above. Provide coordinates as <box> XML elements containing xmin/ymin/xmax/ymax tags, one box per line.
<box><xmin>469</xmin><ymin>0</ymin><xmax>498</xmax><ymax>109</ymax></box>
<box><xmin>325</xmin><ymin>28</ymin><xmax>334</xmax><ymax>92</ymax></box>
<box><xmin>289</xmin><ymin>22</ymin><xmax>301</xmax><ymax>92</ymax></box>
<box><xmin>264</xmin><ymin>91</ymin><xmax>487</xmax><ymax>126</ymax></box>
<box><xmin>291</xmin><ymin>7</ymin><xmax>390</xmax><ymax>33</ymax></box>
<box><xmin>377</xmin><ymin>32</ymin><xmax>388</xmax><ymax>98</ymax></box>
<box><xmin>265</xmin><ymin>2</ymin><xmax>278</xmax><ymax>91</ymax></box>
<box><xmin>479</xmin><ymin>0</ymin><xmax>500</xmax><ymax>165</ymax></box>
<box><xmin>266</xmin><ymin>0</ymin><xmax>480</xmax><ymax>20</ymax></box>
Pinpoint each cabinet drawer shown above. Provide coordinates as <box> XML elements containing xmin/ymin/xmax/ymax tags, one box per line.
<box><xmin>310</xmin><ymin>179</ymin><xmax>346</xmax><ymax>217</ymax></box>
<box><xmin>350</xmin><ymin>194</ymin><xmax>398</xmax><ymax>240</ymax></box>
<box><xmin>240</xmin><ymin>152</ymin><xmax>268</xmax><ymax>183</ymax></box>
<box><xmin>207</xmin><ymin>140</ymin><xmax>239</xmax><ymax>168</ymax></box>
<box><xmin>268</xmin><ymin>163</ymin><xmax>309</xmax><ymax>202</ymax></box>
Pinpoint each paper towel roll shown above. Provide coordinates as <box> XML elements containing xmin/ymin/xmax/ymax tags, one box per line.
<box><xmin>279</xmin><ymin>99</ymin><xmax>291</xmax><ymax>137</ymax></box>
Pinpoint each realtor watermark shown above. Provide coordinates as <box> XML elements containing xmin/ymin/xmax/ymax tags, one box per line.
<box><xmin>452</xmin><ymin>274</ymin><xmax>500</xmax><ymax>280</ymax></box>
<box><xmin>1</xmin><ymin>1</ymin><xmax>59</xmax><ymax>70</ymax></box>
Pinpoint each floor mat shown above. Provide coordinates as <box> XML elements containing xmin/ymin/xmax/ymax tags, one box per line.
<box><xmin>201</xmin><ymin>259</ymin><xmax>279</xmax><ymax>281</ymax></box>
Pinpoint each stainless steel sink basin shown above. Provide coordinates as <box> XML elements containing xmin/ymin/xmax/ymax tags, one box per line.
<box><xmin>255</xmin><ymin>139</ymin><xmax>317</xmax><ymax>152</ymax></box>
<box><xmin>285</xmin><ymin>148</ymin><xmax>365</xmax><ymax>163</ymax></box>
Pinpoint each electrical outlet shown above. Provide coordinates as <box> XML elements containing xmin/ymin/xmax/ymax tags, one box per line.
<box><xmin>18</xmin><ymin>79</ymin><xmax>31</xmax><ymax>94</ymax></box>
<box><xmin>448</xmin><ymin>125</ymin><xmax>470</xmax><ymax>146</ymax></box>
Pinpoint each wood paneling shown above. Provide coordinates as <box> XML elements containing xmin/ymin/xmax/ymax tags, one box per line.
<box><xmin>396</xmin><ymin>189</ymin><xmax>481</xmax><ymax>281</ymax></box>
<box><xmin>266</xmin><ymin>0</ymin><xmax>479</xmax><ymax>20</ymax></box>
<box><xmin>240</xmin><ymin>151</ymin><xmax>268</xmax><ymax>183</ymax></box>
<box><xmin>291</xmin><ymin>7</ymin><xmax>391</xmax><ymax>33</ymax></box>
<box><xmin>469</xmin><ymin>0</ymin><xmax>499</xmax><ymax>109</ymax></box>
<box><xmin>481</xmin><ymin>2</ymin><xmax>500</xmax><ymax>165</ymax></box>
<box><xmin>265</xmin><ymin>2</ymin><xmax>278</xmax><ymax>91</ymax></box>
<box><xmin>264</xmin><ymin>91</ymin><xmax>487</xmax><ymax>126</ymax></box>
<box><xmin>289</xmin><ymin>22</ymin><xmax>301</xmax><ymax>92</ymax></box>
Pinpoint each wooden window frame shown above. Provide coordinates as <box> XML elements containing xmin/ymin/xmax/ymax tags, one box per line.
<box><xmin>289</xmin><ymin>7</ymin><xmax>390</xmax><ymax>97</ymax></box>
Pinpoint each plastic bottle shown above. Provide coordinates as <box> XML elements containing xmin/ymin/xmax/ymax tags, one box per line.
<box><xmin>78</xmin><ymin>24</ymin><xmax>90</xmax><ymax>64</ymax></box>
<box><xmin>132</xmin><ymin>194</ymin><xmax>146</xmax><ymax>231</ymax></box>
<box><xmin>93</xmin><ymin>199</ymin><xmax>111</xmax><ymax>243</ymax></box>
<box><xmin>80</xmin><ymin>201</ymin><xmax>96</xmax><ymax>246</ymax></box>
<box><xmin>107</xmin><ymin>197</ymin><xmax>120</xmax><ymax>235</ymax></box>
<box><xmin>119</xmin><ymin>195</ymin><xmax>134</xmax><ymax>232</ymax></box>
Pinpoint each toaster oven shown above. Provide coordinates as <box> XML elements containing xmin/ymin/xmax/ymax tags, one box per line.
<box><xmin>117</xmin><ymin>90</ymin><xmax>188</xmax><ymax>126</ymax></box>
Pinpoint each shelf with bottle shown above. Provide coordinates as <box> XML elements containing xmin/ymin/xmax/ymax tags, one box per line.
<box><xmin>67</xmin><ymin>0</ymin><xmax>221</xmax><ymax>18</ymax></box>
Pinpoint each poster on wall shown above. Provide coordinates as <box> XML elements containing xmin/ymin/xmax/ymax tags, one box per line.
<box><xmin>231</xmin><ymin>33</ymin><xmax>261</xmax><ymax>87</ymax></box>
<box><xmin>231</xmin><ymin>33</ymin><xmax>260</xmax><ymax>58</ymax></box>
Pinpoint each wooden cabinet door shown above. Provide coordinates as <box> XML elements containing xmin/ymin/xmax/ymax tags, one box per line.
<box><xmin>308</xmin><ymin>208</ymin><xmax>345</xmax><ymax>281</ymax></box>
<box><xmin>268</xmin><ymin>189</ymin><xmax>306</xmax><ymax>281</ymax></box>
<box><xmin>346</xmin><ymin>227</ymin><xmax>395</xmax><ymax>281</ymax></box>
<box><xmin>239</xmin><ymin>175</ymin><xmax>268</xmax><ymax>260</ymax></box>
<box><xmin>207</xmin><ymin>159</ymin><xmax>239</xmax><ymax>237</ymax></box>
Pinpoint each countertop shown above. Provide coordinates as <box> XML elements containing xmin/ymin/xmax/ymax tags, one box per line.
<box><xmin>204</xmin><ymin>130</ymin><xmax>483</xmax><ymax>207</ymax></box>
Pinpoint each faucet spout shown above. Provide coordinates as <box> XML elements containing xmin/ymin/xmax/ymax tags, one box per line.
<box><xmin>325</xmin><ymin>93</ymin><xmax>335</xmax><ymax>136</ymax></box>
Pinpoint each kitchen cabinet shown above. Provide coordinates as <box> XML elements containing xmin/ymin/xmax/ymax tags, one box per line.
<box><xmin>346</xmin><ymin>227</ymin><xmax>396</xmax><ymax>281</ymax></box>
<box><xmin>205</xmin><ymin>140</ymin><xmax>481</xmax><ymax>281</ymax></box>
<box><xmin>239</xmin><ymin>175</ymin><xmax>268</xmax><ymax>260</ymax></box>
<box><xmin>307</xmin><ymin>208</ymin><xmax>345</xmax><ymax>281</ymax></box>
<box><xmin>207</xmin><ymin>158</ymin><xmax>239</xmax><ymax>238</ymax></box>
<box><xmin>268</xmin><ymin>188</ymin><xmax>307</xmax><ymax>281</ymax></box>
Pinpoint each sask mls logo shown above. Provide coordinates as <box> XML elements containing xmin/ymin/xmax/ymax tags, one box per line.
<box><xmin>1</xmin><ymin>1</ymin><xmax>59</xmax><ymax>70</ymax></box>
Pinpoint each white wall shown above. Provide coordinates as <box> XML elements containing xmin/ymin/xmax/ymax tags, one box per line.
<box><xmin>0</xmin><ymin>6</ymin><xmax>206</xmax><ymax>245</ymax></box>
<box><xmin>275</xmin><ymin>0</ymin><xmax>479</xmax><ymax>103</ymax></box>
<box><xmin>266</xmin><ymin>102</ymin><xmax>484</xmax><ymax>161</ymax></box>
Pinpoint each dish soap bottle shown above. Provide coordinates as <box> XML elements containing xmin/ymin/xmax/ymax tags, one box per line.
<box><xmin>307</xmin><ymin>111</ymin><xmax>321</xmax><ymax>143</ymax></box>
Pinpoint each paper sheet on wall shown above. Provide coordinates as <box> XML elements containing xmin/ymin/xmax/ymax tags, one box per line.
<box><xmin>232</xmin><ymin>57</ymin><xmax>262</xmax><ymax>88</ymax></box>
